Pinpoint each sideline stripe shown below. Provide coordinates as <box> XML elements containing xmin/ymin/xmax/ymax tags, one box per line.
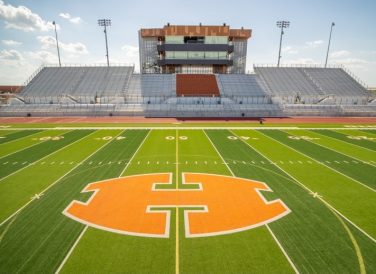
<box><xmin>277</xmin><ymin>130</ymin><xmax>375</xmax><ymax>193</ymax></box>
<box><xmin>54</xmin><ymin>226</ymin><xmax>88</xmax><ymax>274</ymax></box>
<box><xmin>0</xmin><ymin>130</ymin><xmax>112</xmax><ymax>227</ymax></box>
<box><xmin>242</xmin><ymin>130</ymin><xmax>376</xmax><ymax>243</ymax></box>
<box><xmin>204</xmin><ymin>130</ymin><xmax>299</xmax><ymax>273</ymax></box>
<box><xmin>55</xmin><ymin>130</ymin><xmax>152</xmax><ymax>274</ymax></box>
<box><xmin>266</xmin><ymin>224</ymin><xmax>299</xmax><ymax>274</ymax></box>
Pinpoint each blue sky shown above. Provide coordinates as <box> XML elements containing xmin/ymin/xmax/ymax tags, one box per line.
<box><xmin>0</xmin><ymin>0</ymin><xmax>375</xmax><ymax>86</ymax></box>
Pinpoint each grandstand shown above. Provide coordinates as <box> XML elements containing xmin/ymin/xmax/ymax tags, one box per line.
<box><xmin>0</xmin><ymin>64</ymin><xmax>374</xmax><ymax>117</ymax></box>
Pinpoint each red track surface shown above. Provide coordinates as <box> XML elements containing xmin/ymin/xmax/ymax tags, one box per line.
<box><xmin>0</xmin><ymin>116</ymin><xmax>375</xmax><ymax>124</ymax></box>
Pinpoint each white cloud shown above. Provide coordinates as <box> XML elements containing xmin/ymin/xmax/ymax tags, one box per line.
<box><xmin>284</xmin><ymin>58</ymin><xmax>317</xmax><ymax>65</ymax></box>
<box><xmin>331</xmin><ymin>58</ymin><xmax>369</xmax><ymax>68</ymax></box>
<box><xmin>305</xmin><ymin>40</ymin><xmax>324</xmax><ymax>48</ymax></box>
<box><xmin>0</xmin><ymin>49</ymin><xmax>23</xmax><ymax>60</ymax></box>
<box><xmin>25</xmin><ymin>50</ymin><xmax>57</xmax><ymax>64</ymax></box>
<box><xmin>0</xmin><ymin>0</ymin><xmax>55</xmax><ymax>32</ymax></box>
<box><xmin>2</xmin><ymin>39</ymin><xmax>22</xmax><ymax>46</ymax></box>
<box><xmin>330</xmin><ymin>50</ymin><xmax>351</xmax><ymax>58</ymax></box>
<box><xmin>59</xmin><ymin>12</ymin><xmax>82</xmax><ymax>24</ymax></box>
<box><xmin>37</xmin><ymin>36</ymin><xmax>89</xmax><ymax>55</ymax></box>
<box><xmin>281</xmin><ymin>46</ymin><xmax>298</xmax><ymax>54</ymax></box>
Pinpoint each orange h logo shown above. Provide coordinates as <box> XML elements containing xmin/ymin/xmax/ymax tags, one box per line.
<box><xmin>64</xmin><ymin>173</ymin><xmax>290</xmax><ymax>238</ymax></box>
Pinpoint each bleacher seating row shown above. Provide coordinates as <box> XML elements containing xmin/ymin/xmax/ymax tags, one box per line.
<box><xmin>0</xmin><ymin>64</ymin><xmax>375</xmax><ymax>117</ymax></box>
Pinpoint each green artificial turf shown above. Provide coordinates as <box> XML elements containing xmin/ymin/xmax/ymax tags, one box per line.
<box><xmin>0</xmin><ymin>127</ymin><xmax>374</xmax><ymax>274</ymax></box>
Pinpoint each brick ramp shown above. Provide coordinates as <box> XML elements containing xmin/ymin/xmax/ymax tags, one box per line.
<box><xmin>176</xmin><ymin>74</ymin><xmax>220</xmax><ymax>97</ymax></box>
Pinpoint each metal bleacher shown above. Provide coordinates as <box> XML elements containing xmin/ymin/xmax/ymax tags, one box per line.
<box><xmin>1</xmin><ymin>64</ymin><xmax>375</xmax><ymax>117</ymax></box>
<box><xmin>20</xmin><ymin>65</ymin><xmax>134</xmax><ymax>103</ymax></box>
<box><xmin>125</xmin><ymin>74</ymin><xmax>175</xmax><ymax>104</ymax></box>
<box><xmin>254</xmin><ymin>65</ymin><xmax>370</xmax><ymax>98</ymax></box>
<box><xmin>254</xmin><ymin>67</ymin><xmax>320</xmax><ymax>96</ymax></box>
<box><xmin>217</xmin><ymin>74</ymin><xmax>269</xmax><ymax>97</ymax></box>
<box><xmin>302</xmin><ymin>68</ymin><xmax>369</xmax><ymax>96</ymax></box>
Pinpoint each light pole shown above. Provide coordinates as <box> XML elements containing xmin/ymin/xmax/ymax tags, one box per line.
<box><xmin>276</xmin><ymin>20</ymin><xmax>290</xmax><ymax>67</ymax></box>
<box><xmin>325</xmin><ymin>22</ymin><xmax>335</xmax><ymax>68</ymax></box>
<box><xmin>52</xmin><ymin>21</ymin><xmax>61</xmax><ymax>67</ymax></box>
<box><xmin>98</xmin><ymin>19</ymin><xmax>111</xmax><ymax>67</ymax></box>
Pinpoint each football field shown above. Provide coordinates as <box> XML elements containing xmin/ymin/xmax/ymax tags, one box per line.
<box><xmin>0</xmin><ymin>124</ymin><xmax>375</xmax><ymax>273</ymax></box>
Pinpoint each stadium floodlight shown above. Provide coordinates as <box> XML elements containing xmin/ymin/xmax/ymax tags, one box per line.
<box><xmin>52</xmin><ymin>21</ymin><xmax>61</xmax><ymax>67</ymax></box>
<box><xmin>325</xmin><ymin>22</ymin><xmax>335</xmax><ymax>68</ymax></box>
<box><xmin>98</xmin><ymin>19</ymin><xmax>111</xmax><ymax>67</ymax></box>
<box><xmin>276</xmin><ymin>20</ymin><xmax>290</xmax><ymax>67</ymax></box>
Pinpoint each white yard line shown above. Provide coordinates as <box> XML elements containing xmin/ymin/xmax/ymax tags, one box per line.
<box><xmin>313</xmin><ymin>130</ymin><xmax>376</xmax><ymax>153</ymax></box>
<box><xmin>55</xmin><ymin>129</ymin><xmax>152</xmax><ymax>273</ymax></box>
<box><xmin>277</xmin><ymin>130</ymin><xmax>375</xmax><ymax>192</ymax></box>
<box><xmin>55</xmin><ymin>226</ymin><xmax>88</xmax><ymax>274</ymax></box>
<box><xmin>0</xmin><ymin>130</ymin><xmax>72</xmax><ymax>159</ymax></box>
<box><xmin>266</xmin><ymin>224</ymin><xmax>299</xmax><ymax>274</ymax></box>
<box><xmin>0</xmin><ymin>129</ymin><xmax>45</xmax><ymax>146</ymax></box>
<box><xmin>119</xmin><ymin>130</ymin><xmax>151</xmax><ymax>176</ymax></box>
<box><xmin>202</xmin><ymin>130</ymin><xmax>234</xmax><ymax>176</ymax></box>
<box><xmin>236</xmin><ymin>130</ymin><xmax>376</xmax><ymax>243</ymax></box>
<box><xmin>0</xmin><ymin>142</ymin><xmax>40</xmax><ymax>160</ymax></box>
<box><xmin>205</xmin><ymin>129</ymin><xmax>299</xmax><ymax>273</ymax></box>
<box><xmin>284</xmin><ymin>130</ymin><xmax>376</xmax><ymax>167</ymax></box>
<box><xmin>0</xmin><ymin>130</ymin><xmax>116</xmax><ymax>227</ymax></box>
<box><xmin>302</xmin><ymin>137</ymin><xmax>376</xmax><ymax>168</ymax></box>
<box><xmin>0</xmin><ymin>130</ymin><xmax>80</xmax><ymax>182</ymax></box>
